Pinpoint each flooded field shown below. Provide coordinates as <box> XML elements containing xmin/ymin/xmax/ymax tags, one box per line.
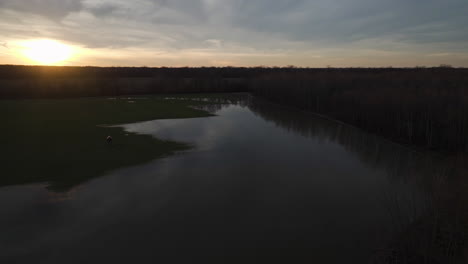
<box><xmin>0</xmin><ymin>95</ymin><xmax>460</xmax><ymax>263</ymax></box>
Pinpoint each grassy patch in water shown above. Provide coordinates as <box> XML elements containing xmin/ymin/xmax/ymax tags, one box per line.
<box><xmin>0</xmin><ymin>96</ymin><xmax>213</xmax><ymax>192</ymax></box>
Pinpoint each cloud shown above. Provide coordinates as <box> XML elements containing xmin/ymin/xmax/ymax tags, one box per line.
<box><xmin>0</xmin><ymin>0</ymin><xmax>83</xmax><ymax>19</ymax></box>
<box><xmin>0</xmin><ymin>0</ymin><xmax>467</xmax><ymax>66</ymax></box>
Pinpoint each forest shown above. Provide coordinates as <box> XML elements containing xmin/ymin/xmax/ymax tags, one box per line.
<box><xmin>250</xmin><ymin>67</ymin><xmax>468</xmax><ymax>153</ymax></box>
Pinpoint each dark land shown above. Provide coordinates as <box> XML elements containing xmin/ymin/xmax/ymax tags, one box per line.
<box><xmin>2</xmin><ymin>65</ymin><xmax>468</xmax><ymax>153</ymax></box>
<box><xmin>0</xmin><ymin>96</ymin><xmax>213</xmax><ymax>191</ymax></box>
<box><xmin>2</xmin><ymin>65</ymin><xmax>468</xmax><ymax>263</ymax></box>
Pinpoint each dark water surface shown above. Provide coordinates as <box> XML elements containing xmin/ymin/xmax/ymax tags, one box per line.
<box><xmin>1</xmin><ymin>96</ymin><xmax>432</xmax><ymax>263</ymax></box>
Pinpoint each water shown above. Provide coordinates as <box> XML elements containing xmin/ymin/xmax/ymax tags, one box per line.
<box><xmin>0</xmin><ymin>96</ymin><xmax>432</xmax><ymax>263</ymax></box>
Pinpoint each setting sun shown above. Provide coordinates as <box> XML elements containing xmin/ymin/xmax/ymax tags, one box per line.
<box><xmin>22</xmin><ymin>40</ymin><xmax>73</xmax><ymax>65</ymax></box>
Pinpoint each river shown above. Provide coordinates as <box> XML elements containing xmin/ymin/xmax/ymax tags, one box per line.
<box><xmin>1</xmin><ymin>95</ymin><xmax>448</xmax><ymax>263</ymax></box>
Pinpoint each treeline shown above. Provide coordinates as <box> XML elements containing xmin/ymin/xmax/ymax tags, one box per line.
<box><xmin>1</xmin><ymin>65</ymin><xmax>466</xmax><ymax>99</ymax></box>
<box><xmin>250</xmin><ymin>68</ymin><xmax>468</xmax><ymax>153</ymax></box>
<box><xmin>2</xmin><ymin>64</ymin><xmax>461</xmax><ymax>79</ymax></box>
<box><xmin>0</xmin><ymin>65</ymin><xmax>267</xmax><ymax>79</ymax></box>
<box><xmin>0</xmin><ymin>77</ymin><xmax>248</xmax><ymax>98</ymax></box>
<box><xmin>0</xmin><ymin>65</ymin><xmax>258</xmax><ymax>98</ymax></box>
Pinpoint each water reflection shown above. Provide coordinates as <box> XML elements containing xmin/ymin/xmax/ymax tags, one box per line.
<box><xmin>0</xmin><ymin>95</ymin><xmax>463</xmax><ymax>263</ymax></box>
<box><xmin>247</xmin><ymin>98</ymin><xmax>468</xmax><ymax>263</ymax></box>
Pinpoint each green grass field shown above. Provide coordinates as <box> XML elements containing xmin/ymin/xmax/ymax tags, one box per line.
<box><xmin>0</xmin><ymin>96</ymin><xmax>213</xmax><ymax>191</ymax></box>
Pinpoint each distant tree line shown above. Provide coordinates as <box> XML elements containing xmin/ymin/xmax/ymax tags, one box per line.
<box><xmin>0</xmin><ymin>65</ymin><xmax>257</xmax><ymax>98</ymax></box>
<box><xmin>0</xmin><ymin>65</ymin><xmax>264</xmax><ymax>79</ymax></box>
<box><xmin>1</xmin><ymin>64</ymin><xmax>462</xmax><ymax>79</ymax></box>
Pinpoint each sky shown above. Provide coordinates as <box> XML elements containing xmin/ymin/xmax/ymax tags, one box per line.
<box><xmin>1</xmin><ymin>0</ymin><xmax>467</xmax><ymax>67</ymax></box>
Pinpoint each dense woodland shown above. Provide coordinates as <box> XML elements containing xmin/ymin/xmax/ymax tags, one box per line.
<box><xmin>250</xmin><ymin>68</ymin><xmax>468</xmax><ymax>153</ymax></box>
<box><xmin>2</xmin><ymin>65</ymin><xmax>468</xmax><ymax>153</ymax></box>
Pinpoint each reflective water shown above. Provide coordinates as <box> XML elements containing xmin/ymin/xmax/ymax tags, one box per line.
<box><xmin>1</xmin><ymin>96</ymin><xmax>435</xmax><ymax>263</ymax></box>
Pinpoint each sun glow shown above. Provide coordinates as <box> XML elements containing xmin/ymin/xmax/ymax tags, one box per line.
<box><xmin>22</xmin><ymin>39</ymin><xmax>74</xmax><ymax>65</ymax></box>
